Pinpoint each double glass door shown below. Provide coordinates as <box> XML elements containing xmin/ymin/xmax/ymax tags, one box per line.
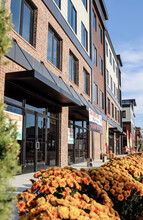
<box><xmin>25</xmin><ymin>112</ymin><xmax>47</xmax><ymax>172</ymax></box>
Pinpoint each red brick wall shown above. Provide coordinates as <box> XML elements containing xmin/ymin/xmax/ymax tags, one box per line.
<box><xmin>92</xmin><ymin>2</ymin><xmax>105</xmax><ymax>114</ymax></box>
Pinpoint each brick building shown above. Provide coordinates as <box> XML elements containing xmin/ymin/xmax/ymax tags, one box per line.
<box><xmin>122</xmin><ymin>99</ymin><xmax>136</xmax><ymax>153</ymax></box>
<box><xmin>105</xmin><ymin>31</ymin><xmax>123</xmax><ymax>154</ymax></box>
<box><xmin>0</xmin><ymin>0</ymin><xmax>123</xmax><ymax>173</ymax></box>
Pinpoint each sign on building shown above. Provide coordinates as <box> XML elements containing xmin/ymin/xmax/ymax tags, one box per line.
<box><xmin>4</xmin><ymin>111</ymin><xmax>23</xmax><ymax>140</ymax></box>
<box><xmin>68</xmin><ymin>128</ymin><xmax>74</xmax><ymax>144</ymax></box>
<box><xmin>89</xmin><ymin>108</ymin><xmax>102</xmax><ymax>133</ymax></box>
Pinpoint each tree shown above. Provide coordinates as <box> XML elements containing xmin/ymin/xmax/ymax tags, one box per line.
<box><xmin>0</xmin><ymin>1</ymin><xmax>21</xmax><ymax>219</ymax></box>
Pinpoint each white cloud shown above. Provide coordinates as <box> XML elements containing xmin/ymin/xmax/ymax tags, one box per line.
<box><xmin>118</xmin><ymin>38</ymin><xmax>143</xmax><ymax>127</ymax></box>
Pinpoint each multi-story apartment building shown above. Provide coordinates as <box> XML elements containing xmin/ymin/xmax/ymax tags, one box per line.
<box><xmin>122</xmin><ymin>99</ymin><xmax>136</xmax><ymax>153</ymax></box>
<box><xmin>105</xmin><ymin>31</ymin><xmax>123</xmax><ymax>154</ymax></box>
<box><xmin>0</xmin><ymin>0</ymin><xmax>111</xmax><ymax>173</ymax></box>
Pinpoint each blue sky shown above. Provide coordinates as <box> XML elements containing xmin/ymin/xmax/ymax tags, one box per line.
<box><xmin>105</xmin><ymin>0</ymin><xmax>143</xmax><ymax>128</ymax></box>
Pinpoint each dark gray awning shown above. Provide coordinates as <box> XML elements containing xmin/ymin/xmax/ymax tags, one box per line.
<box><xmin>5</xmin><ymin>69</ymin><xmax>81</xmax><ymax>109</ymax></box>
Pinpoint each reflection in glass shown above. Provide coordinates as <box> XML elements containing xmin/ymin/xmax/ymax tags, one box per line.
<box><xmin>22</xmin><ymin>2</ymin><xmax>31</xmax><ymax>43</ymax></box>
<box><xmin>11</xmin><ymin>0</ymin><xmax>21</xmax><ymax>33</ymax></box>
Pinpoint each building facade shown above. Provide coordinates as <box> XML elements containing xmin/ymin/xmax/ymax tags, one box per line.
<box><xmin>105</xmin><ymin>31</ymin><xmax>123</xmax><ymax>155</ymax></box>
<box><xmin>122</xmin><ymin>99</ymin><xmax>136</xmax><ymax>153</ymax></box>
<box><xmin>135</xmin><ymin>127</ymin><xmax>142</xmax><ymax>150</ymax></box>
<box><xmin>0</xmin><ymin>0</ymin><xmax>123</xmax><ymax>173</ymax></box>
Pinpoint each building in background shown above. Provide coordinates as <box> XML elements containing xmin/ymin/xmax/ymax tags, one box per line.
<box><xmin>122</xmin><ymin>99</ymin><xmax>137</xmax><ymax>153</ymax></box>
<box><xmin>105</xmin><ymin>31</ymin><xmax>123</xmax><ymax>155</ymax></box>
<box><xmin>135</xmin><ymin>127</ymin><xmax>142</xmax><ymax>150</ymax></box>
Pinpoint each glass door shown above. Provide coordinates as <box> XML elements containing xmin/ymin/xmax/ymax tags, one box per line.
<box><xmin>36</xmin><ymin>115</ymin><xmax>47</xmax><ymax>170</ymax></box>
<box><xmin>25</xmin><ymin>113</ymin><xmax>35</xmax><ymax>172</ymax></box>
<box><xmin>25</xmin><ymin>112</ymin><xmax>47</xmax><ymax>172</ymax></box>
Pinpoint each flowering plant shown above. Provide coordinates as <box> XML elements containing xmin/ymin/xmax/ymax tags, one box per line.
<box><xmin>88</xmin><ymin>153</ymin><xmax>143</xmax><ymax>220</ymax></box>
<box><xmin>17</xmin><ymin>167</ymin><xmax>120</xmax><ymax>219</ymax></box>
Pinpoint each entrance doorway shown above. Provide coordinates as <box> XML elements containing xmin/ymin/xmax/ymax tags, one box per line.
<box><xmin>25</xmin><ymin>112</ymin><xmax>47</xmax><ymax>172</ymax></box>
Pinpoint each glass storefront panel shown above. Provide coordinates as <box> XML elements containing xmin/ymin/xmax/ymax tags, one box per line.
<box><xmin>25</xmin><ymin>113</ymin><xmax>35</xmax><ymax>170</ymax></box>
<box><xmin>47</xmin><ymin>117</ymin><xmax>57</xmax><ymax>166</ymax></box>
<box><xmin>37</xmin><ymin>116</ymin><xmax>46</xmax><ymax>165</ymax></box>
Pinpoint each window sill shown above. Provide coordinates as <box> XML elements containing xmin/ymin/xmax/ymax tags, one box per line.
<box><xmin>69</xmin><ymin>79</ymin><xmax>79</xmax><ymax>88</ymax></box>
<box><xmin>46</xmin><ymin>60</ymin><xmax>62</xmax><ymax>75</ymax></box>
<box><xmin>12</xmin><ymin>29</ymin><xmax>37</xmax><ymax>52</ymax></box>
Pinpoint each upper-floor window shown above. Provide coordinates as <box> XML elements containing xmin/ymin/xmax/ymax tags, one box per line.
<box><xmin>82</xmin><ymin>0</ymin><xmax>87</xmax><ymax>10</ymax></box>
<box><xmin>93</xmin><ymin>9</ymin><xmax>96</xmax><ymax>31</ymax></box>
<box><xmin>83</xmin><ymin>68</ymin><xmax>90</xmax><ymax>95</ymax></box>
<box><xmin>110</xmin><ymin>76</ymin><xmax>113</xmax><ymax>91</ymax></box>
<box><xmin>99</xmin><ymin>25</ymin><xmax>102</xmax><ymax>44</ymax></box>
<box><xmin>113</xmin><ymin>82</ymin><xmax>116</xmax><ymax>95</ymax></box>
<box><xmin>118</xmin><ymin>111</ymin><xmax>120</xmax><ymax>123</ymax></box>
<box><xmin>93</xmin><ymin>83</ymin><xmax>98</xmax><ymax>105</ymax></box>
<box><xmin>113</xmin><ymin>59</ymin><xmax>115</xmax><ymax>71</ymax></box>
<box><xmin>108</xmin><ymin>98</ymin><xmax>110</xmax><ymax>114</ymax></box>
<box><xmin>68</xmin><ymin>0</ymin><xmax>77</xmax><ymax>33</ymax></box>
<box><xmin>106</xmin><ymin>41</ymin><xmax>108</xmax><ymax>56</ymax></box>
<box><xmin>109</xmin><ymin>50</ymin><xmax>112</xmax><ymax>65</ymax></box>
<box><xmin>122</xmin><ymin>110</ymin><xmax>126</xmax><ymax>118</ymax></box>
<box><xmin>93</xmin><ymin>44</ymin><xmax>97</xmax><ymax>66</ymax></box>
<box><xmin>100</xmin><ymin>90</ymin><xmax>104</xmax><ymax>109</ymax></box>
<box><xmin>106</xmin><ymin>69</ymin><xmax>109</xmax><ymax>85</ymax></box>
<box><xmin>112</xmin><ymin>103</ymin><xmax>114</xmax><ymax>118</ymax></box>
<box><xmin>54</xmin><ymin>0</ymin><xmax>61</xmax><ymax>8</ymax></box>
<box><xmin>69</xmin><ymin>51</ymin><xmax>78</xmax><ymax>85</ymax></box>
<box><xmin>115</xmin><ymin>107</ymin><xmax>117</xmax><ymax>120</ymax></box>
<box><xmin>99</xmin><ymin>56</ymin><xmax>103</xmax><ymax>75</ymax></box>
<box><xmin>11</xmin><ymin>0</ymin><xmax>35</xmax><ymax>45</ymax></box>
<box><xmin>47</xmin><ymin>26</ymin><xmax>62</xmax><ymax>69</ymax></box>
<box><xmin>81</xmin><ymin>22</ymin><xmax>88</xmax><ymax>51</ymax></box>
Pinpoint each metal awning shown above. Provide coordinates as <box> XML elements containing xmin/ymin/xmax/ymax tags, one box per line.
<box><xmin>5</xmin><ymin>69</ymin><xmax>81</xmax><ymax>110</ymax></box>
<box><xmin>109</xmin><ymin>127</ymin><xmax>125</xmax><ymax>135</ymax></box>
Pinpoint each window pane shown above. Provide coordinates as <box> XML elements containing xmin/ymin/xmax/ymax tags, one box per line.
<box><xmin>22</xmin><ymin>2</ymin><xmax>31</xmax><ymax>43</ymax></box>
<box><xmin>73</xmin><ymin>8</ymin><xmax>76</xmax><ymax>33</ymax></box>
<box><xmin>47</xmin><ymin>29</ymin><xmax>53</xmax><ymax>63</ymax></box>
<box><xmin>81</xmin><ymin>23</ymin><xmax>84</xmax><ymax>46</ymax></box>
<box><xmin>53</xmin><ymin>37</ymin><xmax>58</xmax><ymax>67</ymax></box>
<box><xmin>69</xmin><ymin>55</ymin><xmax>72</xmax><ymax>80</ymax></box>
<box><xmin>11</xmin><ymin>0</ymin><xmax>21</xmax><ymax>33</ymax></box>
<box><xmin>68</xmin><ymin>0</ymin><xmax>72</xmax><ymax>26</ymax></box>
<box><xmin>54</xmin><ymin>0</ymin><xmax>60</xmax><ymax>8</ymax></box>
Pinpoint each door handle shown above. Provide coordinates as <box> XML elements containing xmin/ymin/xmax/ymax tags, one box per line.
<box><xmin>36</xmin><ymin>141</ymin><xmax>40</xmax><ymax>150</ymax></box>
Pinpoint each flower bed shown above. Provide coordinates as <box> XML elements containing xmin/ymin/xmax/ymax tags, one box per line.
<box><xmin>16</xmin><ymin>153</ymin><xmax>143</xmax><ymax>220</ymax></box>
<box><xmin>88</xmin><ymin>153</ymin><xmax>143</xmax><ymax>220</ymax></box>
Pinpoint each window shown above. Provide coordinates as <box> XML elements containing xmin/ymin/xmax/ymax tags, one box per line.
<box><xmin>123</xmin><ymin>127</ymin><xmax>126</xmax><ymax>133</ymax></box>
<box><xmin>54</xmin><ymin>0</ymin><xmax>60</xmax><ymax>8</ymax></box>
<box><xmin>83</xmin><ymin>68</ymin><xmax>90</xmax><ymax>95</ymax></box>
<box><xmin>106</xmin><ymin>41</ymin><xmax>108</xmax><ymax>56</ymax></box>
<box><xmin>82</xmin><ymin>0</ymin><xmax>87</xmax><ymax>9</ymax></box>
<box><xmin>113</xmin><ymin>59</ymin><xmax>115</xmax><ymax>71</ymax></box>
<box><xmin>68</xmin><ymin>0</ymin><xmax>77</xmax><ymax>33</ymax></box>
<box><xmin>99</xmin><ymin>56</ymin><xmax>103</xmax><ymax>75</ymax></box>
<box><xmin>113</xmin><ymin>82</ymin><xmax>116</xmax><ymax>95</ymax></box>
<box><xmin>100</xmin><ymin>90</ymin><xmax>104</xmax><ymax>109</ymax></box>
<box><xmin>106</xmin><ymin>69</ymin><xmax>109</xmax><ymax>85</ymax></box>
<box><xmin>110</xmin><ymin>76</ymin><xmax>112</xmax><ymax>91</ymax></box>
<box><xmin>93</xmin><ymin>10</ymin><xmax>96</xmax><ymax>30</ymax></box>
<box><xmin>115</xmin><ymin>107</ymin><xmax>117</xmax><ymax>120</ymax></box>
<box><xmin>99</xmin><ymin>25</ymin><xmax>102</xmax><ymax>43</ymax></box>
<box><xmin>108</xmin><ymin>98</ymin><xmax>110</xmax><ymax>114</ymax></box>
<box><xmin>118</xmin><ymin>111</ymin><xmax>120</xmax><ymax>123</ymax></box>
<box><xmin>122</xmin><ymin>111</ymin><xmax>126</xmax><ymax>118</ymax></box>
<box><xmin>47</xmin><ymin>26</ymin><xmax>62</xmax><ymax>69</ymax></box>
<box><xmin>93</xmin><ymin>44</ymin><xmax>97</xmax><ymax>66</ymax></box>
<box><xmin>11</xmin><ymin>0</ymin><xmax>35</xmax><ymax>45</ymax></box>
<box><xmin>112</xmin><ymin>103</ymin><xmax>114</xmax><ymax>118</ymax></box>
<box><xmin>69</xmin><ymin>51</ymin><xmax>78</xmax><ymax>85</ymax></box>
<box><xmin>93</xmin><ymin>83</ymin><xmax>98</xmax><ymax>105</ymax></box>
<box><xmin>109</xmin><ymin>50</ymin><xmax>112</xmax><ymax>65</ymax></box>
<box><xmin>81</xmin><ymin>22</ymin><xmax>88</xmax><ymax>51</ymax></box>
